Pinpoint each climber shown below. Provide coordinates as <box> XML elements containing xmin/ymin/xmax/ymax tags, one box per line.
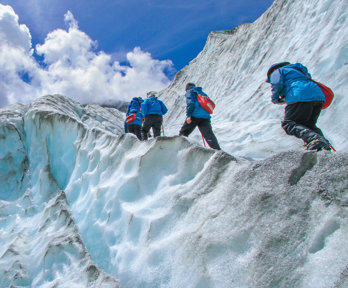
<box><xmin>125</xmin><ymin>97</ymin><xmax>144</xmax><ymax>140</ymax></box>
<box><xmin>179</xmin><ymin>83</ymin><xmax>221</xmax><ymax>150</ymax></box>
<box><xmin>266</xmin><ymin>62</ymin><xmax>331</xmax><ymax>151</ymax></box>
<box><xmin>141</xmin><ymin>91</ymin><xmax>168</xmax><ymax>140</ymax></box>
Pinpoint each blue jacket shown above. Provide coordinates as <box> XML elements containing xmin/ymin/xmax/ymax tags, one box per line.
<box><xmin>270</xmin><ymin>63</ymin><xmax>325</xmax><ymax>104</ymax></box>
<box><xmin>126</xmin><ymin>97</ymin><xmax>143</xmax><ymax>126</ymax></box>
<box><xmin>141</xmin><ymin>96</ymin><xmax>168</xmax><ymax>117</ymax></box>
<box><xmin>185</xmin><ymin>86</ymin><xmax>211</xmax><ymax>119</ymax></box>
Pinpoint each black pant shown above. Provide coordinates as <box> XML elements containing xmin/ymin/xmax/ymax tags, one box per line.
<box><xmin>179</xmin><ymin>117</ymin><xmax>221</xmax><ymax>150</ymax></box>
<box><xmin>127</xmin><ymin>124</ymin><xmax>142</xmax><ymax>140</ymax></box>
<box><xmin>281</xmin><ymin>101</ymin><xmax>329</xmax><ymax>144</ymax></box>
<box><xmin>142</xmin><ymin>115</ymin><xmax>163</xmax><ymax>140</ymax></box>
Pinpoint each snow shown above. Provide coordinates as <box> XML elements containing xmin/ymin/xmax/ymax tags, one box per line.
<box><xmin>0</xmin><ymin>0</ymin><xmax>348</xmax><ymax>287</ymax></box>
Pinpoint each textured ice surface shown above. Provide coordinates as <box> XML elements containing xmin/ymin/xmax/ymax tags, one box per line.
<box><xmin>0</xmin><ymin>94</ymin><xmax>347</xmax><ymax>288</ymax></box>
<box><xmin>159</xmin><ymin>0</ymin><xmax>348</xmax><ymax>159</ymax></box>
<box><xmin>0</xmin><ymin>96</ymin><xmax>122</xmax><ymax>287</ymax></box>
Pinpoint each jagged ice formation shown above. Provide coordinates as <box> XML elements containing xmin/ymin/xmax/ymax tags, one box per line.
<box><xmin>1</xmin><ymin>94</ymin><xmax>348</xmax><ymax>287</ymax></box>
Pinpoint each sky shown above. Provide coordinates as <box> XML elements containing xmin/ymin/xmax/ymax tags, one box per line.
<box><xmin>0</xmin><ymin>0</ymin><xmax>274</xmax><ymax>107</ymax></box>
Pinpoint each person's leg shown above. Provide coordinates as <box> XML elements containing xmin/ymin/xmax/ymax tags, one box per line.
<box><xmin>283</xmin><ymin>102</ymin><xmax>313</xmax><ymax>125</ymax></box>
<box><xmin>141</xmin><ymin>118</ymin><xmax>152</xmax><ymax>140</ymax></box>
<box><xmin>282</xmin><ymin>121</ymin><xmax>321</xmax><ymax>144</ymax></box>
<box><xmin>128</xmin><ymin>124</ymin><xmax>135</xmax><ymax>135</ymax></box>
<box><xmin>197</xmin><ymin>118</ymin><xmax>221</xmax><ymax>150</ymax></box>
<box><xmin>179</xmin><ymin>117</ymin><xmax>198</xmax><ymax>136</ymax></box>
<box><xmin>134</xmin><ymin>125</ymin><xmax>142</xmax><ymax>140</ymax></box>
<box><xmin>305</xmin><ymin>101</ymin><xmax>325</xmax><ymax>136</ymax></box>
<box><xmin>152</xmin><ymin>116</ymin><xmax>163</xmax><ymax>137</ymax></box>
<box><xmin>281</xmin><ymin>102</ymin><xmax>330</xmax><ymax>150</ymax></box>
<box><xmin>282</xmin><ymin>102</ymin><xmax>316</xmax><ymax>142</ymax></box>
<box><xmin>128</xmin><ymin>124</ymin><xmax>142</xmax><ymax>140</ymax></box>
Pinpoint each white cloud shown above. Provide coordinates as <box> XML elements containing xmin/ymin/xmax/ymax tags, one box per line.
<box><xmin>64</xmin><ymin>10</ymin><xmax>78</xmax><ymax>30</ymax></box>
<box><xmin>0</xmin><ymin>5</ymin><xmax>40</xmax><ymax>105</ymax></box>
<box><xmin>0</xmin><ymin>5</ymin><xmax>174</xmax><ymax>108</ymax></box>
<box><xmin>36</xmin><ymin>19</ymin><xmax>96</xmax><ymax>67</ymax></box>
<box><xmin>0</xmin><ymin>4</ymin><xmax>32</xmax><ymax>52</ymax></box>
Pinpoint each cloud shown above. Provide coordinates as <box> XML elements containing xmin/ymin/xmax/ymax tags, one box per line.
<box><xmin>0</xmin><ymin>4</ymin><xmax>32</xmax><ymax>52</ymax></box>
<box><xmin>0</xmin><ymin>5</ymin><xmax>174</xmax><ymax>108</ymax></box>
<box><xmin>64</xmin><ymin>10</ymin><xmax>78</xmax><ymax>30</ymax></box>
<box><xmin>0</xmin><ymin>5</ymin><xmax>41</xmax><ymax>105</ymax></box>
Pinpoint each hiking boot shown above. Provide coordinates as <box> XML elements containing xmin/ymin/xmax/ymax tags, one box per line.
<box><xmin>306</xmin><ymin>139</ymin><xmax>331</xmax><ymax>151</ymax></box>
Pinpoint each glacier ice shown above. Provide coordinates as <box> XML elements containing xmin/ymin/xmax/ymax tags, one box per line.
<box><xmin>159</xmin><ymin>0</ymin><xmax>348</xmax><ymax>159</ymax></box>
<box><xmin>1</xmin><ymin>94</ymin><xmax>348</xmax><ymax>288</ymax></box>
<box><xmin>1</xmin><ymin>0</ymin><xmax>348</xmax><ymax>286</ymax></box>
<box><xmin>0</xmin><ymin>96</ymin><xmax>122</xmax><ymax>287</ymax></box>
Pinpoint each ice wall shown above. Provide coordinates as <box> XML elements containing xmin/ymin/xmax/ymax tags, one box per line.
<box><xmin>65</xmin><ymin>133</ymin><xmax>348</xmax><ymax>288</ymax></box>
<box><xmin>1</xmin><ymin>95</ymin><xmax>348</xmax><ymax>288</ymax></box>
<box><xmin>159</xmin><ymin>0</ymin><xmax>348</xmax><ymax>159</ymax></box>
<box><xmin>0</xmin><ymin>95</ymin><xmax>123</xmax><ymax>287</ymax></box>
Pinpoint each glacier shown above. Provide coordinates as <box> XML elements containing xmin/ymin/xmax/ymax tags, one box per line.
<box><xmin>1</xmin><ymin>0</ymin><xmax>348</xmax><ymax>287</ymax></box>
<box><xmin>1</xmin><ymin>95</ymin><xmax>348</xmax><ymax>288</ymax></box>
<box><xmin>160</xmin><ymin>0</ymin><xmax>348</xmax><ymax>159</ymax></box>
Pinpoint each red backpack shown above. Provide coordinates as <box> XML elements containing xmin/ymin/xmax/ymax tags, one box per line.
<box><xmin>197</xmin><ymin>94</ymin><xmax>215</xmax><ymax>114</ymax></box>
<box><xmin>312</xmin><ymin>81</ymin><xmax>334</xmax><ymax>109</ymax></box>
<box><xmin>126</xmin><ymin>114</ymin><xmax>136</xmax><ymax>124</ymax></box>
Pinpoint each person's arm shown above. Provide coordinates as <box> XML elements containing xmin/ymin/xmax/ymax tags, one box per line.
<box><xmin>141</xmin><ymin>101</ymin><xmax>148</xmax><ymax>118</ymax></box>
<box><xmin>270</xmin><ymin>70</ymin><xmax>285</xmax><ymax>104</ymax></box>
<box><xmin>186</xmin><ymin>90</ymin><xmax>195</xmax><ymax>117</ymax></box>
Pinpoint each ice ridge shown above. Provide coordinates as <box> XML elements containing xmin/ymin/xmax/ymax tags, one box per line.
<box><xmin>0</xmin><ymin>96</ymin><xmax>123</xmax><ymax>287</ymax></box>
<box><xmin>0</xmin><ymin>95</ymin><xmax>348</xmax><ymax>288</ymax></box>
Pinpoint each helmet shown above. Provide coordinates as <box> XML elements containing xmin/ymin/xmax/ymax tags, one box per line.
<box><xmin>185</xmin><ymin>82</ymin><xmax>195</xmax><ymax>91</ymax></box>
<box><xmin>266</xmin><ymin>62</ymin><xmax>290</xmax><ymax>83</ymax></box>
<box><xmin>146</xmin><ymin>91</ymin><xmax>157</xmax><ymax>98</ymax></box>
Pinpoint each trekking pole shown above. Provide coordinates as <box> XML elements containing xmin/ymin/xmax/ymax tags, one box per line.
<box><xmin>162</xmin><ymin>125</ymin><xmax>165</xmax><ymax>136</ymax></box>
<box><xmin>330</xmin><ymin>145</ymin><xmax>336</xmax><ymax>152</ymax></box>
<box><xmin>200</xmin><ymin>131</ymin><xmax>206</xmax><ymax>147</ymax></box>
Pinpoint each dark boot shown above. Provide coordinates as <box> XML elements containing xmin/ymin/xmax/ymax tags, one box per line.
<box><xmin>306</xmin><ymin>139</ymin><xmax>331</xmax><ymax>151</ymax></box>
<box><xmin>282</xmin><ymin>120</ymin><xmax>331</xmax><ymax>151</ymax></box>
<box><xmin>141</xmin><ymin>128</ymin><xmax>148</xmax><ymax>141</ymax></box>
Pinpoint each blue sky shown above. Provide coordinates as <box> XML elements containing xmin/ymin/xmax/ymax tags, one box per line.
<box><xmin>0</xmin><ymin>0</ymin><xmax>273</xmax><ymax>107</ymax></box>
<box><xmin>1</xmin><ymin>0</ymin><xmax>273</xmax><ymax>71</ymax></box>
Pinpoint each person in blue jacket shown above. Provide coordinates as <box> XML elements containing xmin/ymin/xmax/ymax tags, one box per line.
<box><xmin>125</xmin><ymin>97</ymin><xmax>143</xmax><ymax>140</ymax></box>
<box><xmin>266</xmin><ymin>62</ymin><xmax>331</xmax><ymax>151</ymax></box>
<box><xmin>179</xmin><ymin>83</ymin><xmax>221</xmax><ymax>150</ymax></box>
<box><xmin>141</xmin><ymin>92</ymin><xmax>168</xmax><ymax>140</ymax></box>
